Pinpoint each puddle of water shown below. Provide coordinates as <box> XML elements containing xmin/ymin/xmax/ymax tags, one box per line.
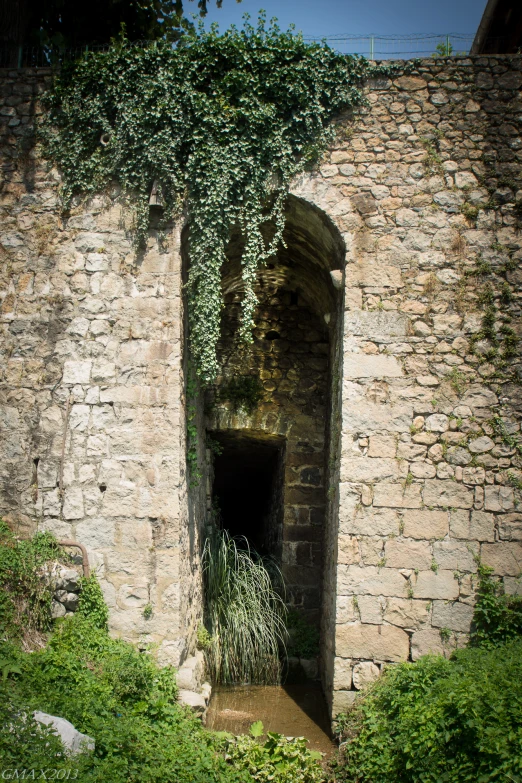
<box><xmin>206</xmin><ymin>684</ymin><xmax>335</xmax><ymax>757</ymax></box>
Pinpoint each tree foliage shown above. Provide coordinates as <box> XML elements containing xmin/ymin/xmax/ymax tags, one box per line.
<box><xmin>0</xmin><ymin>0</ymin><xmax>241</xmax><ymax>48</ymax></box>
<box><xmin>42</xmin><ymin>18</ymin><xmax>384</xmax><ymax>382</ymax></box>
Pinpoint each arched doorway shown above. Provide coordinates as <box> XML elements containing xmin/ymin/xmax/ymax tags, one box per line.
<box><xmin>206</xmin><ymin>195</ymin><xmax>345</xmax><ymax>651</ymax></box>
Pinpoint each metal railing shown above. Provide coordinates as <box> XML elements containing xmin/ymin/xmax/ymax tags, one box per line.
<box><xmin>0</xmin><ymin>33</ymin><xmax>490</xmax><ymax>69</ymax></box>
<box><xmin>302</xmin><ymin>33</ymin><xmax>476</xmax><ymax>59</ymax></box>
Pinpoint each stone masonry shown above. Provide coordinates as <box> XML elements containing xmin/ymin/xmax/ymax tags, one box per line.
<box><xmin>1</xmin><ymin>54</ymin><xmax>522</xmax><ymax>717</ymax></box>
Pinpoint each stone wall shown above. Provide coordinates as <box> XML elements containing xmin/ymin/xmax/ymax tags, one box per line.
<box><xmin>289</xmin><ymin>54</ymin><xmax>522</xmax><ymax>714</ymax></box>
<box><xmin>0</xmin><ymin>68</ymin><xmax>201</xmax><ymax>666</ymax></box>
<box><xmin>1</xmin><ymin>54</ymin><xmax>522</xmax><ymax>715</ymax></box>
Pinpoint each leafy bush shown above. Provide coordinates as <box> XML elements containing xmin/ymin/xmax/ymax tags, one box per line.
<box><xmin>0</xmin><ymin>686</ymin><xmax>77</xmax><ymax>775</ymax></box>
<box><xmin>0</xmin><ymin>527</ymin><xmax>325</xmax><ymax>783</ymax></box>
<box><xmin>77</xmin><ymin>573</ymin><xmax>109</xmax><ymax>630</ymax></box>
<box><xmin>471</xmin><ymin>560</ymin><xmax>522</xmax><ymax>648</ymax></box>
<box><xmin>1</xmin><ymin>613</ymin><xmax>252</xmax><ymax>783</ymax></box>
<box><xmin>286</xmin><ymin>610</ymin><xmax>320</xmax><ymax>659</ymax></box>
<box><xmin>202</xmin><ymin>528</ymin><xmax>287</xmax><ymax>685</ymax></box>
<box><xmin>0</xmin><ymin>520</ymin><xmax>64</xmax><ymax>642</ymax></box>
<box><xmin>331</xmin><ymin>641</ymin><xmax>522</xmax><ymax>783</ymax></box>
<box><xmin>222</xmin><ymin>720</ymin><xmax>324</xmax><ymax>783</ymax></box>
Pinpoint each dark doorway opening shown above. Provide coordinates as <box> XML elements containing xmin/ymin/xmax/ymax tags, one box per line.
<box><xmin>210</xmin><ymin>431</ymin><xmax>285</xmax><ymax>558</ymax></box>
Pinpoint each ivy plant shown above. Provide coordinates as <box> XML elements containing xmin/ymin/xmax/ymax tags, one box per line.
<box><xmin>42</xmin><ymin>16</ymin><xmax>385</xmax><ymax>383</ymax></box>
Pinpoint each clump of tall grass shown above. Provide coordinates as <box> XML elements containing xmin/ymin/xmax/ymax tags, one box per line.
<box><xmin>202</xmin><ymin>528</ymin><xmax>287</xmax><ymax>685</ymax></box>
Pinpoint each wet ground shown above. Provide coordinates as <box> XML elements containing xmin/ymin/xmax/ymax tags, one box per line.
<box><xmin>206</xmin><ymin>683</ymin><xmax>335</xmax><ymax>756</ymax></box>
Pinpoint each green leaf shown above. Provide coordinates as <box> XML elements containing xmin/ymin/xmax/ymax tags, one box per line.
<box><xmin>250</xmin><ymin>720</ymin><xmax>264</xmax><ymax>737</ymax></box>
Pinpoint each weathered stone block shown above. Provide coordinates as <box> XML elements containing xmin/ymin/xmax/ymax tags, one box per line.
<box><xmin>336</xmin><ymin>623</ymin><xmax>409</xmax><ymax>662</ymax></box>
<box><xmin>433</xmin><ymin>540</ymin><xmax>477</xmax><ymax>572</ymax></box>
<box><xmin>396</xmin><ymin>442</ymin><xmax>427</xmax><ymax>460</ymax></box>
<box><xmin>385</xmin><ymin>539</ymin><xmax>432</xmax><ymax>570</ymax></box>
<box><xmin>450</xmin><ymin>510</ymin><xmax>495</xmax><ymax>542</ymax></box>
<box><xmin>480</xmin><ymin>542</ymin><xmax>522</xmax><ymax>577</ymax></box>
<box><xmin>333</xmin><ymin>657</ymin><xmax>353</xmax><ymax>690</ymax></box>
<box><xmin>340</xmin><ymin>456</ymin><xmax>400</xmax><ymax>483</ymax></box>
<box><xmin>62</xmin><ymin>487</ymin><xmax>84</xmax><ymax>520</ymax></box>
<box><xmin>341</xmin><ymin>506</ymin><xmax>400</xmax><ymax>536</ymax></box>
<box><xmin>352</xmin><ymin>661</ymin><xmax>380</xmax><ymax>690</ymax></box>
<box><xmin>425</xmin><ymin>414</ymin><xmax>449</xmax><ymax>433</ymax></box>
<box><xmin>383</xmin><ymin>597</ymin><xmax>430</xmax><ymax>629</ymax></box>
<box><xmin>498</xmin><ymin>514</ymin><xmax>522</xmax><ymax>541</ymax></box>
<box><xmin>412</xmin><ymin>570</ymin><xmax>459</xmax><ymax>600</ymax></box>
<box><xmin>373</xmin><ymin>483</ymin><xmax>422</xmax><ymax>508</ymax></box>
<box><xmin>368</xmin><ymin>434</ymin><xmax>397</xmax><ymax>458</ymax></box>
<box><xmin>343</xmin><ymin>354</ymin><xmax>403</xmax><ymax>378</ymax></box>
<box><xmin>331</xmin><ymin>690</ymin><xmax>357</xmax><ymax>715</ymax></box>
<box><xmin>484</xmin><ymin>486</ymin><xmax>515</xmax><ymax>512</ymax></box>
<box><xmin>76</xmin><ymin>517</ymin><xmax>115</xmax><ymax>549</ymax></box>
<box><xmin>344</xmin><ymin>311</ymin><xmax>409</xmax><ymax>338</ymax></box>
<box><xmin>345</xmin><ymin>259</ymin><xmax>403</xmax><ymax>288</ymax></box>
<box><xmin>432</xmin><ymin>600</ymin><xmax>473</xmax><ymax>633</ymax></box>
<box><xmin>358</xmin><ymin>595</ymin><xmax>385</xmax><ymax>624</ymax></box>
<box><xmin>504</xmin><ymin>577</ymin><xmax>522</xmax><ymax>597</ymax></box>
<box><xmin>336</xmin><ymin>595</ymin><xmax>359</xmax><ymax>624</ymax></box>
<box><xmin>411</xmin><ymin>629</ymin><xmax>446</xmax><ymax>660</ymax></box>
<box><xmin>338</xmin><ymin>565</ymin><xmax>407</xmax><ymax>597</ymax></box>
<box><xmin>62</xmin><ymin>360</ymin><xmax>92</xmax><ymax>385</ymax></box>
<box><xmin>423</xmin><ymin>480</ymin><xmax>474</xmax><ymax>509</ymax></box>
<box><xmin>338</xmin><ymin>535</ymin><xmax>360</xmax><ymax>565</ymax></box>
<box><xmin>468</xmin><ymin>436</ymin><xmax>494</xmax><ymax>454</ymax></box>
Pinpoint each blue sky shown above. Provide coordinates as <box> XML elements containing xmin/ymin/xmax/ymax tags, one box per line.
<box><xmin>195</xmin><ymin>0</ymin><xmax>487</xmax><ymax>56</ymax></box>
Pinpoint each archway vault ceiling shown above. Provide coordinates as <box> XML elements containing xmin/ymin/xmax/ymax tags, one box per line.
<box><xmin>222</xmin><ymin>195</ymin><xmax>346</xmax><ymax>319</ymax></box>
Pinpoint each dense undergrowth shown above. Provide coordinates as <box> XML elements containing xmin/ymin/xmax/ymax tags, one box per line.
<box><xmin>3</xmin><ymin>521</ymin><xmax>522</xmax><ymax>782</ymax></box>
<box><xmin>331</xmin><ymin>564</ymin><xmax>522</xmax><ymax>783</ymax></box>
<box><xmin>0</xmin><ymin>522</ymin><xmax>323</xmax><ymax>782</ymax></box>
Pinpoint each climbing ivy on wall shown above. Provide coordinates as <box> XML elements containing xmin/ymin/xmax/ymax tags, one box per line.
<box><xmin>42</xmin><ymin>16</ymin><xmax>386</xmax><ymax>383</ymax></box>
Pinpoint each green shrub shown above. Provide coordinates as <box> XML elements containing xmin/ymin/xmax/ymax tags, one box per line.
<box><xmin>286</xmin><ymin>610</ymin><xmax>320</xmax><ymax>659</ymax></box>
<box><xmin>77</xmin><ymin>573</ymin><xmax>109</xmax><ymax>630</ymax></box>
<box><xmin>331</xmin><ymin>641</ymin><xmax>522</xmax><ymax>783</ymax></box>
<box><xmin>202</xmin><ymin>528</ymin><xmax>287</xmax><ymax>685</ymax></box>
<box><xmin>1</xmin><ymin>613</ymin><xmax>251</xmax><ymax>783</ymax></box>
<box><xmin>222</xmin><ymin>721</ymin><xmax>324</xmax><ymax>783</ymax></box>
<box><xmin>0</xmin><ymin>520</ymin><xmax>64</xmax><ymax>640</ymax></box>
<box><xmin>471</xmin><ymin>561</ymin><xmax>522</xmax><ymax>648</ymax></box>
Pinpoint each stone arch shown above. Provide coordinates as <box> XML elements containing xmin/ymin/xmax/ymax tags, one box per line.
<box><xmin>201</xmin><ymin>193</ymin><xmax>346</xmax><ymax>692</ymax></box>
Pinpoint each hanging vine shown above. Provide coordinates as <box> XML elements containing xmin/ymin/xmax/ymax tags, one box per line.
<box><xmin>42</xmin><ymin>16</ymin><xmax>387</xmax><ymax>383</ymax></box>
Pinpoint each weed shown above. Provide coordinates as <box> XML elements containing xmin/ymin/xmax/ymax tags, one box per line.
<box><xmin>471</xmin><ymin>559</ymin><xmax>522</xmax><ymax>647</ymax></box>
<box><xmin>420</xmin><ymin>136</ymin><xmax>444</xmax><ymax>175</ymax></box>
<box><xmin>506</xmin><ymin>471</ymin><xmax>522</xmax><ymax>492</ymax></box>
<box><xmin>448</xmin><ymin>367</ymin><xmax>466</xmax><ymax>396</ymax></box>
<box><xmin>460</xmin><ymin>201</ymin><xmax>481</xmax><ymax>224</ymax></box>
<box><xmin>423</xmin><ymin>273</ymin><xmax>439</xmax><ymax>298</ymax></box>
<box><xmin>439</xmin><ymin>627</ymin><xmax>451</xmax><ymax>643</ymax></box>
<box><xmin>286</xmin><ymin>610</ymin><xmax>320</xmax><ymax>659</ymax></box>
<box><xmin>218</xmin><ymin>375</ymin><xmax>264</xmax><ymax>414</ymax></box>
<box><xmin>142</xmin><ymin>603</ymin><xmax>153</xmax><ymax>620</ymax></box>
<box><xmin>430</xmin><ymin>559</ymin><xmax>439</xmax><ymax>573</ymax></box>
<box><xmin>331</xmin><ymin>640</ymin><xmax>522</xmax><ymax>783</ymax></box>
<box><xmin>202</xmin><ymin>528</ymin><xmax>287</xmax><ymax>685</ymax></box>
